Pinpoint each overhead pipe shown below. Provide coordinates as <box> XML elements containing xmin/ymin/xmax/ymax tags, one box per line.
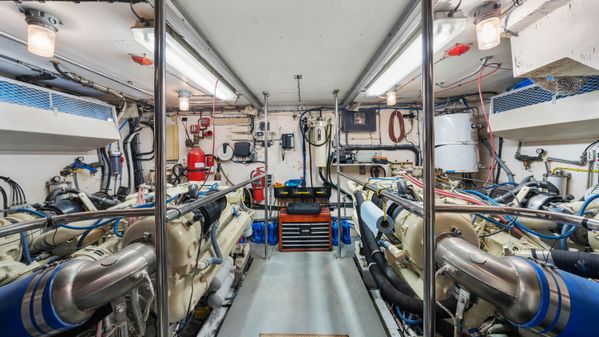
<box><xmin>153</xmin><ymin>0</ymin><xmax>169</xmax><ymax>335</ymax></box>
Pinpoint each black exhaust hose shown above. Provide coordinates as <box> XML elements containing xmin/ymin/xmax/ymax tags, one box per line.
<box><xmin>494</xmin><ymin>176</ymin><xmax>560</xmax><ymax>204</ymax></box>
<box><xmin>531</xmin><ymin>249</ymin><xmax>599</xmax><ymax>279</ymax></box>
<box><xmin>367</xmin><ymin>194</ymin><xmax>416</xmax><ymax>295</ymax></box>
<box><xmin>354</xmin><ymin>191</ymin><xmax>456</xmax><ymax>319</ymax></box>
<box><xmin>197</xmin><ymin>192</ymin><xmax>227</xmax><ymax>234</ymax></box>
<box><xmin>45</xmin><ymin>188</ymin><xmax>119</xmax><ymax>208</ymax></box>
<box><xmin>96</xmin><ymin>148</ymin><xmax>109</xmax><ymax>193</ymax></box>
<box><xmin>100</xmin><ymin>147</ymin><xmax>112</xmax><ymax>193</ymax></box>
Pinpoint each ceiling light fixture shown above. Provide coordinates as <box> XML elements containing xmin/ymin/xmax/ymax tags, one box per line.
<box><xmin>365</xmin><ymin>14</ymin><xmax>467</xmax><ymax>97</ymax></box>
<box><xmin>22</xmin><ymin>8</ymin><xmax>61</xmax><ymax>58</ymax></box>
<box><xmin>132</xmin><ymin>27</ymin><xmax>237</xmax><ymax>102</ymax></box>
<box><xmin>474</xmin><ymin>1</ymin><xmax>502</xmax><ymax>51</ymax></box>
<box><xmin>178</xmin><ymin>89</ymin><xmax>191</xmax><ymax>111</ymax></box>
<box><xmin>386</xmin><ymin>91</ymin><xmax>397</xmax><ymax>106</ymax></box>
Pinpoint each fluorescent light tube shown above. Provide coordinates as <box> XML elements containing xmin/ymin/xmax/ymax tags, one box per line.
<box><xmin>132</xmin><ymin>27</ymin><xmax>237</xmax><ymax>101</ymax></box>
<box><xmin>366</xmin><ymin>17</ymin><xmax>467</xmax><ymax>97</ymax></box>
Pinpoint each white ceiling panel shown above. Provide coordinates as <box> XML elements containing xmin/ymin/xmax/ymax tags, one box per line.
<box><xmin>355</xmin><ymin>27</ymin><xmax>516</xmax><ymax>104</ymax></box>
<box><xmin>176</xmin><ymin>0</ymin><xmax>412</xmax><ymax>106</ymax></box>
<box><xmin>0</xmin><ymin>2</ymin><xmax>218</xmax><ymax>109</ymax></box>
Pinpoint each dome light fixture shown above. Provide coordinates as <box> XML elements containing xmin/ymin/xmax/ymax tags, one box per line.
<box><xmin>386</xmin><ymin>91</ymin><xmax>397</xmax><ymax>106</ymax></box>
<box><xmin>22</xmin><ymin>8</ymin><xmax>62</xmax><ymax>58</ymax></box>
<box><xmin>474</xmin><ymin>1</ymin><xmax>502</xmax><ymax>51</ymax></box>
<box><xmin>178</xmin><ymin>90</ymin><xmax>192</xmax><ymax>111</ymax></box>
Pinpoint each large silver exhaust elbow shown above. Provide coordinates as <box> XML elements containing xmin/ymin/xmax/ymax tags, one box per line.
<box><xmin>52</xmin><ymin>243</ymin><xmax>156</xmax><ymax>324</ymax></box>
<box><xmin>436</xmin><ymin>237</ymin><xmax>542</xmax><ymax>324</ymax></box>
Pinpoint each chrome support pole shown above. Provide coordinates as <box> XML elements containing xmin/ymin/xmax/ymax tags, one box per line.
<box><xmin>263</xmin><ymin>91</ymin><xmax>270</xmax><ymax>260</ymax></box>
<box><xmin>421</xmin><ymin>0</ymin><xmax>436</xmax><ymax>335</ymax></box>
<box><xmin>0</xmin><ymin>176</ymin><xmax>265</xmax><ymax>238</ymax></box>
<box><xmin>333</xmin><ymin>89</ymin><xmax>342</xmax><ymax>258</ymax></box>
<box><xmin>153</xmin><ymin>0</ymin><xmax>169</xmax><ymax>335</ymax></box>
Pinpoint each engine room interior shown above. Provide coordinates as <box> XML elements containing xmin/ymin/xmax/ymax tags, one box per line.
<box><xmin>0</xmin><ymin>0</ymin><xmax>598</xmax><ymax>336</ymax></box>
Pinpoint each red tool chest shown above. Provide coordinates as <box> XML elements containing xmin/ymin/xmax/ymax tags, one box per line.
<box><xmin>278</xmin><ymin>208</ymin><xmax>332</xmax><ymax>252</ymax></box>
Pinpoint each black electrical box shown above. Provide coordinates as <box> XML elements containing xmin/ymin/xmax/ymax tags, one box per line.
<box><xmin>282</xmin><ymin>133</ymin><xmax>295</xmax><ymax>149</ymax></box>
<box><xmin>338</xmin><ymin>150</ymin><xmax>354</xmax><ymax>164</ymax></box>
<box><xmin>233</xmin><ymin>142</ymin><xmax>252</xmax><ymax>157</ymax></box>
<box><xmin>342</xmin><ymin>110</ymin><xmax>376</xmax><ymax>132</ymax></box>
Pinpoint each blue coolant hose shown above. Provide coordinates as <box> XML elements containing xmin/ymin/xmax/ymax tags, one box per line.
<box><xmin>560</xmin><ymin>194</ymin><xmax>599</xmax><ymax>250</ymax></box>
<box><xmin>515</xmin><ymin>259</ymin><xmax>599</xmax><ymax>337</ymax></box>
<box><xmin>0</xmin><ymin>264</ymin><xmax>79</xmax><ymax>337</ymax></box>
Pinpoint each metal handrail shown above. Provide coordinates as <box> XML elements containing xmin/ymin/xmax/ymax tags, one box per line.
<box><xmin>0</xmin><ymin>175</ymin><xmax>265</xmax><ymax>238</ymax></box>
<box><xmin>338</xmin><ymin>172</ymin><xmax>599</xmax><ymax>230</ymax></box>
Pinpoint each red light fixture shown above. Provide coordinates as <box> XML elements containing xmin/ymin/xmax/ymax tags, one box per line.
<box><xmin>130</xmin><ymin>53</ymin><xmax>153</xmax><ymax>66</ymax></box>
<box><xmin>446</xmin><ymin>43</ymin><xmax>471</xmax><ymax>57</ymax></box>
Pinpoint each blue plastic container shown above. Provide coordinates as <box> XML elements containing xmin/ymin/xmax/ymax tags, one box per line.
<box><xmin>332</xmin><ymin>218</ymin><xmax>352</xmax><ymax>246</ymax></box>
<box><xmin>332</xmin><ymin>219</ymin><xmax>339</xmax><ymax>246</ymax></box>
<box><xmin>341</xmin><ymin>219</ymin><xmax>352</xmax><ymax>244</ymax></box>
<box><xmin>251</xmin><ymin>221</ymin><xmax>265</xmax><ymax>244</ymax></box>
<box><xmin>267</xmin><ymin>221</ymin><xmax>279</xmax><ymax>246</ymax></box>
<box><xmin>285</xmin><ymin>179</ymin><xmax>303</xmax><ymax>187</ymax></box>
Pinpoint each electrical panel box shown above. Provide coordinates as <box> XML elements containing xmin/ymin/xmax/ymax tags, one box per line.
<box><xmin>233</xmin><ymin>142</ymin><xmax>252</xmax><ymax>157</ymax></box>
<box><xmin>342</xmin><ymin>110</ymin><xmax>376</xmax><ymax>132</ymax></box>
<box><xmin>281</xmin><ymin>133</ymin><xmax>295</xmax><ymax>149</ymax></box>
<box><xmin>355</xmin><ymin>150</ymin><xmax>377</xmax><ymax>163</ymax></box>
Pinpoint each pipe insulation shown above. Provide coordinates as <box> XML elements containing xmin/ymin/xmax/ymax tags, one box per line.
<box><xmin>436</xmin><ymin>236</ymin><xmax>599</xmax><ymax>337</ymax></box>
<box><xmin>360</xmin><ymin>200</ymin><xmax>393</xmax><ymax>233</ymax></box>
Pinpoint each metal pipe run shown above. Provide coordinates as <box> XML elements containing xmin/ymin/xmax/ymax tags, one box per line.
<box><xmin>263</xmin><ymin>91</ymin><xmax>270</xmax><ymax>260</ymax></box>
<box><xmin>0</xmin><ymin>175</ymin><xmax>265</xmax><ymax>238</ymax></box>
<box><xmin>421</xmin><ymin>0</ymin><xmax>436</xmax><ymax>335</ymax></box>
<box><xmin>338</xmin><ymin>172</ymin><xmax>599</xmax><ymax>230</ymax></box>
<box><xmin>334</xmin><ymin>89</ymin><xmax>342</xmax><ymax>258</ymax></box>
<box><xmin>153</xmin><ymin>0</ymin><xmax>169</xmax><ymax>334</ymax></box>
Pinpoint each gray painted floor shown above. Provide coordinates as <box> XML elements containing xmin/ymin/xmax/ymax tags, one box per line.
<box><xmin>217</xmin><ymin>246</ymin><xmax>387</xmax><ymax>337</ymax></box>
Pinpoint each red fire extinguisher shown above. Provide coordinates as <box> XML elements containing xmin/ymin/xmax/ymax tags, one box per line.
<box><xmin>251</xmin><ymin>167</ymin><xmax>265</xmax><ymax>203</ymax></box>
<box><xmin>187</xmin><ymin>147</ymin><xmax>206</xmax><ymax>181</ymax></box>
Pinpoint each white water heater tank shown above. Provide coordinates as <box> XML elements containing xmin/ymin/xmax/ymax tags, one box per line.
<box><xmin>309</xmin><ymin>117</ymin><xmax>331</xmax><ymax>167</ymax></box>
<box><xmin>434</xmin><ymin>113</ymin><xmax>479</xmax><ymax>173</ymax></box>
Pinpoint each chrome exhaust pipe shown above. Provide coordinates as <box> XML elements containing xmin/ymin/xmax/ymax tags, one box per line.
<box><xmin>436</xmin><ymin>236</ymin><xmax>599</xmax><ymax>337</ymax></box>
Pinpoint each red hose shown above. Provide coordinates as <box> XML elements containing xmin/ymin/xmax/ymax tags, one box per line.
<box><xmin>400</xmin><ymin>173</ymin><xmax>483</xmax><ymax>205</ymax></box>
<box><xmin>389</xmin><ymin>110</ymin><xmax>406</xmax><ymax>143</ymax></box>
<box><xmin>400</xmin><ymin>173</ymin><xmax>523</xmax><ymax>234</ymax></box>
